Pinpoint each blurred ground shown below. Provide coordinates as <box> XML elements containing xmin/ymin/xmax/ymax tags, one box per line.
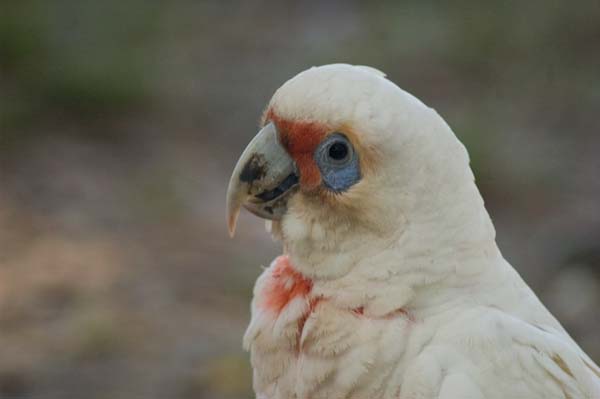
<box><xmin>1</xmin><ymin>1</ymin><xmax>599</xmax><ymax>398</ymax></box>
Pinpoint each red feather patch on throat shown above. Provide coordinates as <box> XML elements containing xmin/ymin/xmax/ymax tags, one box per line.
<box><xmin>257</xmin><ymin>256</ymin><xmax>415</xmax><ymax>355</ymax></box>
<box><xmin>267</xmin><ymin>110</ymin><xmax>328</xmax><ymax>190</ymax></box>
<box><xmin>259</xmin><ymin>255</ymin><xmax>313</xmax><ymax>314</ymax></box>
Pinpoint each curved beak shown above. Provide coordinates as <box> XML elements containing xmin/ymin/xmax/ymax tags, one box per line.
<box><xmin>226</xmin><ymin>122</ymin><xmax>298</xmax><ymax>237</ymax></box>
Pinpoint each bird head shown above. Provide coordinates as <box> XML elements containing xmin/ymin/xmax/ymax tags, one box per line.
<box><xmin>227</xmin><ymin>64</ymin><xmax>495</xmax><ymax>279</ymax></box>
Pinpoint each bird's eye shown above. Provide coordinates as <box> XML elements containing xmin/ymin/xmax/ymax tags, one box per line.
<box><xmin>321</xmin><ymin>135</ymin><xmax>353</xmax><ymax>167</ymax></box>
<box><xmin>314</xmin><ymin>133</ymin><xmax>361</xmax><ymax>192</ymax></box>
<box><xmin>328</xmin><ymin>141</ymin><xmax>349</xmax><ymax>161</ymax></box>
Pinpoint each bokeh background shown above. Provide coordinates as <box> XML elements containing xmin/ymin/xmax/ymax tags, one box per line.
<box><xmin>1</xmin><ymin>1</ymin><xmax>599</xmax><ymax>398</ymax></box>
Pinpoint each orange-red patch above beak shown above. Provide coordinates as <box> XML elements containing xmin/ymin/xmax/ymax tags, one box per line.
<box><xmin>267</xmin><ymin>109</ymin><xmax>328</xmax><ymax>190</ymax></box>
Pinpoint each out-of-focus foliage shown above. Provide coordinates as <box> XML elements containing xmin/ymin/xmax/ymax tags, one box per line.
<box><xmin>0</xmin><ymin>1</ymin><xmax>599</xmax><ymax>398</ymax></box>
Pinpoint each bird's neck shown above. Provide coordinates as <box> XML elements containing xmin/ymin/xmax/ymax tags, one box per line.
<box><xmin>281</xmin><ymin>179</ymin><xmax>503</xmax><ymax>315</ymax></box>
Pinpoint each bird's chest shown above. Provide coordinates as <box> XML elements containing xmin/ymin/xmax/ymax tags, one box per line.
<box><xmin>243</xmin><ymin>256</ymin><xmax>414</xmax><ymax>399</ymax></box>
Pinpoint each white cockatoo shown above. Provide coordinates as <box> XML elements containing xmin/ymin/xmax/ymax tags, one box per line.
<box><xmin>226</xmin><ymin>64</ymin><xmax>600</xmax><ymax>399</ymax></box>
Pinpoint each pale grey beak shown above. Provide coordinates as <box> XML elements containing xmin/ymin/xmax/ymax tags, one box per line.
<box><xmin>226</xmin><ymin>122</ymin><xmax>298</xmax><ymax>237</ymax></box>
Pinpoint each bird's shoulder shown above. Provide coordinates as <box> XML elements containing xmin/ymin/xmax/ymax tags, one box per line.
<box><xmin>403</xmin><ymin>306</ymin><xmax>600</xmax><ymax>399</ymax></box>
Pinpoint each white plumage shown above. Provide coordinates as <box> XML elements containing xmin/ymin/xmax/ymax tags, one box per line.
<box><xmin>228</xmin><ymin>64</ymin><xmax>600</xmax><ymax>399</ymax></box>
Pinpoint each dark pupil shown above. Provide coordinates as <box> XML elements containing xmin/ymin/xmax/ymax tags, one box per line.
<box><xmin>328</xmin><ymin>142</ymin><xmax>348</xmax><ymax>160</ymax></box>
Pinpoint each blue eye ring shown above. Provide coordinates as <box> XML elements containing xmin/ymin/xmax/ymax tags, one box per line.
<box><xmin>314</xmin><ymin>133</ymin><xmax>361</xmax><ymax>192</ymax></box>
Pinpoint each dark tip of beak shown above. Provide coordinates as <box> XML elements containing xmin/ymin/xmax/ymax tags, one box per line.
<box><xmin>239</xmin><ymin>154</ymin><xmax>267</xmax><ymax>184</ymax></box>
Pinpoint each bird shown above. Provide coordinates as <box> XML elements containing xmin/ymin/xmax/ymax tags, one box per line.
<box><xmin>225</xmin><ymin>64</ymin><xmax>600</xmax><ymax>399</ymax></box>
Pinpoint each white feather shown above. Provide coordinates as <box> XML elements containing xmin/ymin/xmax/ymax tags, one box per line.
<box><xmin>243</xmin><ymin>64</ymin><xmax>600</xmax><ymax>398</ymax></box>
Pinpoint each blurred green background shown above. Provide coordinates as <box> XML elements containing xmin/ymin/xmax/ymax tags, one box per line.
<box><xmin>1</xmin><ymin>1</ymin><xmax>599</xmax><ymax>398</ymax></box>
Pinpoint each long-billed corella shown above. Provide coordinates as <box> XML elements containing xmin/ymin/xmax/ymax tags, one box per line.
<box><xmin>226</xmin><ymin>64</ymin><xmax>600</xmax><ymax>399</ymax></box>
